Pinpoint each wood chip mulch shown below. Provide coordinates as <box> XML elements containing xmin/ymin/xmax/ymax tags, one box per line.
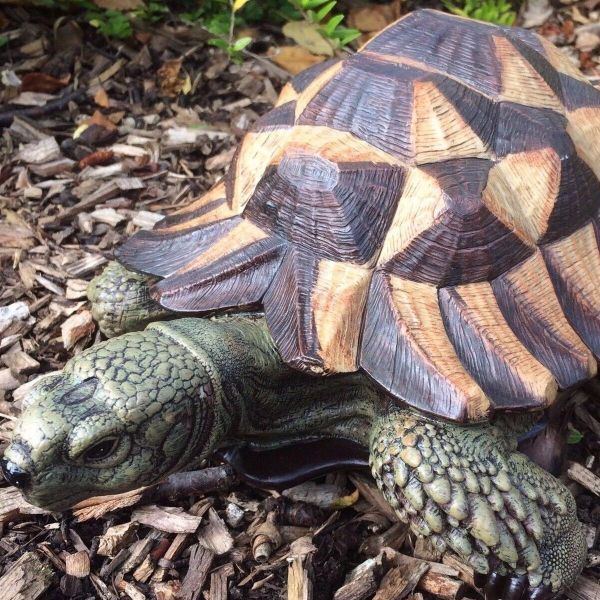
<box><xmin>0</xmin><ymin>4</ymin><xmax>599</xmax><ymax>600</ymax></box>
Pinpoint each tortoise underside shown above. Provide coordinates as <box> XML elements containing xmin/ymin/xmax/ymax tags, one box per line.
<box><xmin>117</xmin><ymin>9</ymin><xmax>600</xmax><ymax>422</ymax></box>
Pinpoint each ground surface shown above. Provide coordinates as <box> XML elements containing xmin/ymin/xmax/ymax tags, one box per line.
<box><xmin>0</xmin><ymin>3</ymin><xmax>599</xmax><ymax>599</ymax></box>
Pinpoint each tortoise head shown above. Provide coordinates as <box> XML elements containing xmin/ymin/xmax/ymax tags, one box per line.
<box><xmin>2</xmin><ymin>328</ymin><xmax>217</xmax><ymax>511</ymax></box>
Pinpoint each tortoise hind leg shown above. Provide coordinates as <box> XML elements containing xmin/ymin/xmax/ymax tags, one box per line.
<box><xmin>88</xmin><ymin>261</ymin><xmax>170</xmax><ymax>337</ymax></box>
<box><xmin>369</xmin><ymin>408</ymin><xmax>586</xmax><ymax>600</ymax></box>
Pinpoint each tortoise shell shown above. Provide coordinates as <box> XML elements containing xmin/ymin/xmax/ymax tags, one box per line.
<box><xmin>118</xmin><ymin>9</ymin><xmax>600</xmax><ymax>422</ymax></box>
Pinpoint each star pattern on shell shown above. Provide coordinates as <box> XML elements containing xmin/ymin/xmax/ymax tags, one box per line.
<box><xmin>117</xmin><ymin>9</ymin><xmax>600</xmax><ymax>422</ymax></box>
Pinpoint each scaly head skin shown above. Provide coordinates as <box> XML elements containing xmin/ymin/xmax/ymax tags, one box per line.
<box><xmin>2</xmin><ymin>325</ymin><xmax>220</xmax><ymax>511</ymax></box>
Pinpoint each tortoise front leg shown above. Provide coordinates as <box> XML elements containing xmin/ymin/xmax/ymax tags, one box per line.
<box><xmin>370</xmin><ymin>409</ymin><xmax>586</xmax><ymax>600</ymax></box>
<box><xmin>88</xmin><ymin>261</ymin><xmax>170</xmax><ymax>337</ymax></box>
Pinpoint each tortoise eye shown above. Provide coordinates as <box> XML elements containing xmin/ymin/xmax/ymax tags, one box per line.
<box><xmin>83</xmin><ymin>437</ymin><xmax>119</xmax><ymax>462</ymax></box>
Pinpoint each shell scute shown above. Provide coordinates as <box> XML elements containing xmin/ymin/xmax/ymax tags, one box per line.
<box><xmin>118</xmin><ymin>9</ymin><xmax>600</xmax><ymax>421</ymax></box>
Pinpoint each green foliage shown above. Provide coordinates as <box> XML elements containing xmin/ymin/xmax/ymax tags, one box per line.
<box><xmin>567</xmin><ymin>426</ymin><xmax>584</xmax><ymax>445</ymax></box>
<box><xmin>0</xmin><ymin>35</ymin><xmax>8</xmax><ymax>49</ymax></box>
<box><xmin>208</xmin><ymin>35</ymin><xmax>253</xmax><ymax>63</ymax></box>
<box><xmin>442</xmin><ymin>0</ymin><xmax>517</xmax><ymax>25</ymax></box>
<box><xmin>30</xmin><ymin>0</ymin><xmax>359</xmax><ymax>51</ymax></box>
<box><xmin>135</xmin><ymin>1</ymin><xmax>169</xmax><ymax>23</ymax></box>
<box><xmin>87</xmin><ymin>8</ymin><xmax>133</xmax><ymax>38</ymax></box>
<box><xmin>289</xmin><ymin>0</ymin><xmax>361</xmax><ymax>48</ymax></box>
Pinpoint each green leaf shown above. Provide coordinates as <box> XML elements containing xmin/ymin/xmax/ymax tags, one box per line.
<box><xmin>322</xmin><ymin>12</ymin><xmax>343</xmax><ymax>35</ymax></box>
<box><xmin>568</xmin><ymin>427</ymin><xmax>584</xmax><ymax>445</ymax></box>
<box><xmin>233</xmin><ymin>36</ymin><xmax>252</xmax><ymax>51</ymax></box>
<box><xmin>301</xmin><ymin>0</ymin><xmax>329</xmax><ymax>9</ymax></box>
<box><xmin>0</xmin><ymin>35</ymin><xmax>8</xmax><ymax>49</ymax></box>
<box><xmin>208</xmin><ymin>37</ymin><xmax>230</xmax><ymax>49</ymax></box>
<box><xmin>315</xmin><ymin>0</ymin><xmax>336</xmax><ymax>22</ymax></box>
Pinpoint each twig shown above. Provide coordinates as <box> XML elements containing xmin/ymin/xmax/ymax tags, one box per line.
<box><xmin>0</xmin><ymin>89</ymin><xmax>87</xmax><ymax>128</ymax></box>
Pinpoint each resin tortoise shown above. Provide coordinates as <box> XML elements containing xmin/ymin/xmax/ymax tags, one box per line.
<box><xmin>4</xmin><ymin>8</ymin><xmax>600</xmax><ymax>599</ymax></box>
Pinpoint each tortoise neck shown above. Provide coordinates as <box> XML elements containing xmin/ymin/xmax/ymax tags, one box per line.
<box><xmin>153</xmin><ymin>316</ymin><xmax>383</xmax><ymax>450</ymax></box>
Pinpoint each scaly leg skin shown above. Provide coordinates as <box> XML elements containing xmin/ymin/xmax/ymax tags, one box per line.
<box><xmin>370</xmin><ymin>409</ymin><xmax>586</xmax><ymax>600</ymax></box>
<box><xmin>88</xmin><ymin>261</ymin><xmax>170</xmax><ymax>337</ymax></box>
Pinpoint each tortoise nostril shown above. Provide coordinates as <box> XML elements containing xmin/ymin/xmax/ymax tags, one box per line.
<box><xmin>0</xmin><ymin>458</ymin><xmax>31</xmax><ymax>489</ymax></box>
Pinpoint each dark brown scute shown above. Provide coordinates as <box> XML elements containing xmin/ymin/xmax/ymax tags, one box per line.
<box><xmin>263</xmin><ymin>249</ymin><xmax>324</xmax><ymax>372</ymax></box>
<box><xmin>115</xmin><ymin>216</ymin><xmax>242</xmax><ymax>278</ymax></box>
<box><xmin>360</xmin><ymin>271</ymin><xmax>476</xmax><ymax>421</ymax></box>
<box><xmin>559</xmin><ymin>73</ymin><xmax>600</xmax><ymax>110</ymax></box>
<box><xmin>251</xmin><ymin>101</ymin><xmax>297</xmax><ymax>131</ymax></box>
<box><xmin>290</xmin><ymin>58</ymin><xmax>340</xmax><ymax>93</ymax></box>
<box><xmin>502</xmin><ymin>26</ymin><xmax>546</xmax><ymax>56</ymax></box>
<box><xmin>491</xmin><ymin>265</ymin><xmax>593</xmax><ymax>388</ymax></box>
<box><xmin>153</xmin><ymin>235</ymin><xmax>288</xmax><ymax>312</ymax></box>
<box><xmin>297</xmin><ymin>56</ymin><xmax>418</xmax><ymax>161</ymax></box>
<box><xmin>364</xmin><ymin>10</ymin><xmax>502</xmax><ymax>98</ymax></box>
<box><xmin>541</xmin><ymin>154</ymin><xmax>600</xmax><ymax>243</ymax></box>
<box><xmin>439</xmin><ymin>286</ymin><xmax>552</xmax><ymax>410</ymax></box>
<box><xmin>493</xmin><ymin>103</ymin><xmax>567</xmax><ymax>157</ymax></box>
<box><xmin>155</xmin><ymin>197</ymin><xmax>228</xmax><ymax>230</ymax></box>
<box><xmin>435</xmin><ymin>75</ymin><xmax>497</xmax><ymax>151</ymax></box>
<box><xmin>382</xmin><ymin>160</ymin><xmax>534</xmax><ymax>286</ymax></box>
<box><xmin>245</xmin><ymin>160</ymin><xmax>406</xmax><ymax>264</ymax></box>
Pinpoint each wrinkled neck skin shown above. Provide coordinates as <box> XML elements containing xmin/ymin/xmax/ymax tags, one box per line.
<box><xmin>156</xmin><ymin>317</ymin><xmax>382</xmax><ymax>454</ymax></box>
<box><xmin>158</xmin><ymin>317</ymin><xmax>536</xmax><ymax>458</ymax></box>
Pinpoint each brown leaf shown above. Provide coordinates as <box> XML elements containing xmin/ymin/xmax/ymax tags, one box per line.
<box><xmin>61</xmin><ymin>310</ymin><xmax>94</xmax><ymax>350</ymax></box>
<box><xmin>20</xmin><ymin>72</ymin><xmax>69</xmax><ymax>93</ymax></box>
<box><xmin>268</xmin><ymin>45</ymin><xmax>326</xmax><ymax>75</ymax></box>
<box><xmin>157</xmin><ymin>59</ymin><xmax>189</xmax><ymax>97</ymax></box>
<box><xmin>86</xmin><ymin>109</ymin><xmax>118</xmax><ymax>131</ymax></box>
<box><xmin>78</xmin><ymin>149</ymin><xmax>115</xmax><ymax>169</ymax></box>
<box><xmin>282</xmin><ymin>21</ymin><xmax>334</xmax><ymax>56</ymax></box>
<box><xmin>94</xmin><ymin>87</ymin><xmax>110</xmax><ymax>108</ymax></box>
<box><xmin>348</xmin><ymin>1</ymin><xmax>402</xmax><ymax>33</ymax></box>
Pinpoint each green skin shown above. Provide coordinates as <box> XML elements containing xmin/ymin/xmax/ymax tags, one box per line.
<box><xmin>4</xmin><ymin>262</ymin><xmax>586</xmax><ymax>593</ymax></box>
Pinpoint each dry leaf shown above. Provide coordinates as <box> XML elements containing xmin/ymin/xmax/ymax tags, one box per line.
<box><xmin>268</xmin><ymin>45</ymin><xmax>326</xmax><ymax>75</ymax></box>
<box><xmin>20</xmin><ymin>72</ymin><xmax>69</xmax><ymax>93</ymax></box>
<box><xmin>282</xmin><ymin>21</ymin><xmax>334</xmax><ymax>57</ymax></box>
<box><xmin>157</xmin><ymin>59</ymin><xmax>189</xmax><ymax>97</ymax></box>
<box><xmin>348</xmin><ymin>1</ymin><xmax>402</xmax><ymax>32</ymax></box>
<box><xmin>94</xmin><ymin>87</ymin><xmax>110</xmax><ymax>108</ymax></box>
<box><xmin>61</xmin><ymin>310</ymin><xmax>94</xmax><ymax>350</ymax></box>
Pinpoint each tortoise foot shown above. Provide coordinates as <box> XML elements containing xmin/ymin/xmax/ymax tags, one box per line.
<box><xmin>88</xmin><ymin>261</ymin><xmax>168</xmax><ymax>337</ymax></box>
<box><xmin>370</xmin><ymin>410</ymin><xmax>586</xmax><ymax>600</ymax></box>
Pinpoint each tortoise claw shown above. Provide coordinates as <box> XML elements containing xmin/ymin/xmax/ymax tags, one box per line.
<box><xmin>484</xmin><ymin>571</ymin><xmax>509</xmax><ymax>600</ymax></box>
<box><xmin>475</xmin><ymin>572</ymin><xmax>555</xmax><ymax>600</ymax></box>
